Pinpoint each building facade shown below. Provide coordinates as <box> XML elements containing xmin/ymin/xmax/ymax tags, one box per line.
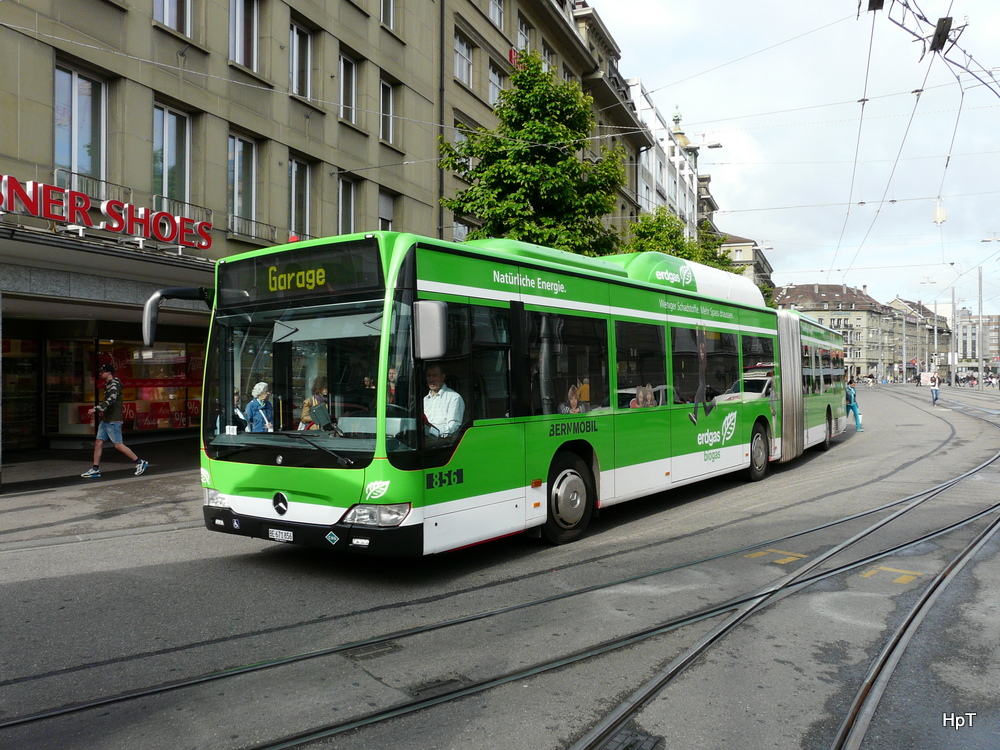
<box><xmin>721</xmin><ymin>234</ymin><xmax>773</xmax><ymax>296</ymax></box>
<box><xmin>0</xmin><ymin>0</ymin><xmax>675</xmax><ymax>468</ymax></box>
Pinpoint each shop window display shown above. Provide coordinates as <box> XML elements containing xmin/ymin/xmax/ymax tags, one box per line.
<box><xmin>50</xmin><ymin>340</ymin><xmax>203</xmax><ymax>436</ymax></box>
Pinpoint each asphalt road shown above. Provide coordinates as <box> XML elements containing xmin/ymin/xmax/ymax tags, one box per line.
<box><xmin>1</xmin><ymin>384</ymin><xmax>999</xmax><ymax>749</ymax></box>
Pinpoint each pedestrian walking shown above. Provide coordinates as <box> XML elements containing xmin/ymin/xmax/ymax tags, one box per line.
<box><xmin>81</xmin><ymin>363</ymin><xmax>148</xmax><ymax>478</ymax></box>
<box><xmin>845</xmin><ymin>378</ymin><xmax>863</xmax><ymax>432</ymax></box>
<box><xmin>929</xmin><ymin>372</ymin><xmax>941</xmax><ymax>406</ymax></box>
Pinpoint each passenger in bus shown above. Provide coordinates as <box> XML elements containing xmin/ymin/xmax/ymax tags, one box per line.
<box><xmin>559</xmin><ymin>384</ymin><xmax>588</xmax><ymax>414</ymax></box>
<box><xmin>299</xmin><ymin>376</ymin><xmax>328</xmax><ymax>430</ymax></box>
<box><xmin>628</xmin><ymin>385</ymin><xmax>645</xmax><ymax>408</ymax></box>
<box><xmin>387</xmin><ymin>366</ymin><xmax>398</xmax><ymax>404</ymax></box>
<box><xmin>232</xmin><ymin>389</ymin><xmax>248</xmax><ymax>432</ymax></box>
<box><xmin>423</xmin><ymin>363</ymin><xmax>464</xmax><ymax>438</ymax></box>
<box><xmin>245</xmin><ymin>382</ymin><xmax>273</xmax><ymax>432</ymax></box>
<box><xmin>643</xmin><ymin>384</ymin><xmax>657</xmax><ymax>407</ymax></box>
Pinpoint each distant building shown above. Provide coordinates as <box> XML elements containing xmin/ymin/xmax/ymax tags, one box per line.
<box><xmin>773</xmin><ymin>283</ymin><xmax>946</xmax><ymax>381</ymax></box>
<box><xmin>721</xmin><ymin>235</ymin><xmax>773</xmax><ymax>295</ymax></box>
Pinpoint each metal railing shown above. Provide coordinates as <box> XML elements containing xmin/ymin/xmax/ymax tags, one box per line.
<box><xmin>228</xmin><ymin>214</ymin><xmax>277</xmax><ymax>242</ymax></box>
<box><xmin>54</xmin><ymin>169</ymin><xmax>132</xmax><ymax>204</ymax></box>
<box><xmin>153</xmin><ymin>195</ymin><xmax>213</xmax><ymax>225</ymax></box>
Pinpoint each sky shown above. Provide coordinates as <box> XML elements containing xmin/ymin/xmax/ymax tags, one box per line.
<box><xmin>591</xmin><ymin>0</ymin><xmax>1000</xmax><ymax>315</ymax></box>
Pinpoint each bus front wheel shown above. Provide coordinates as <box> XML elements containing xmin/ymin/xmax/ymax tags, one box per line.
<box><xmin>542</xmin><ymin>452</ymin><xmax>594</xmax><ymax>544</ymax></box>
<box><xmin>747</xmin><ymin>423</ymin><xmax>770</xmax><ymax>482</ymax></box>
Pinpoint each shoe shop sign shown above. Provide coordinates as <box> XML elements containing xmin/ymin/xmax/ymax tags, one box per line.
<box><xmin>1</xmin><ymin>174</ymin><xmax>213</xmax><ymax>250</ymax></box>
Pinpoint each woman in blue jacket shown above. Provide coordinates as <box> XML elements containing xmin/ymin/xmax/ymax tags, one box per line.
<box><xmin>245</xmin><ymin>382</ymin><xmax>273</xmax><ymax>432</ymax></box>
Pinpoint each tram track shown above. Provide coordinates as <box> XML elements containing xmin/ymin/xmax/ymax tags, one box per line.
<box><xmin>3</xmin><ymin>403</ymin><xmax>999</xmax><ymax>749</ymax></box>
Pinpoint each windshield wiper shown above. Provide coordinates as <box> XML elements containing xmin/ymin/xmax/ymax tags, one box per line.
<box><xmin>277</xmin><ymin>431</ymin><xmax>355</xmax><ymax>466</ymax></box>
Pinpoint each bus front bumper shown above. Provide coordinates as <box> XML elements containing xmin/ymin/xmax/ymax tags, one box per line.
<box><xmin>203</xmin><ymin>507</ymin><xmax>424</xmax><ymax>556</ymax></box>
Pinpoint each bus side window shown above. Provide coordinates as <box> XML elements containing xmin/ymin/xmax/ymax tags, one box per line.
<box><xmin>470</xmin><ymin>305</ymin><xmax>511</xmax><ymax>419</ymax></box>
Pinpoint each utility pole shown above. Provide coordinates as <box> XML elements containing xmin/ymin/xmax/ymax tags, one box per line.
<box><xmin>978</xmin><ymin>266</ymin><xmax>984</xmax><ymax>391</ymax></box>
<box><xmin>951</xmin><ymin>286</ymin><xmax>956</xmax><ymax>384</ymax></box>
<box><xmin>902</xmin><ymin>313</ymin><xmax>907</xmax><ymax>384</ymax></box>
<box><xmin>934</xmin><ymin>299</ymin><xmax>939</xmax><ymax>374</ymax></box>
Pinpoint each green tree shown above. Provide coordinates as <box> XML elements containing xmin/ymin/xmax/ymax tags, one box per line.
<box><xmin>623</xmin><ymin>210</ymin><xmax>777</xmax><ymax>305</ymax></box>
<box><xmin>439</xmin><ymin>51</ymin><xmax>624</xmax><ymax>256</ymax></box>
<box><xmin>623</xmin><ymin>208</ymin><xmax>736</xmax><ymax>270</ymax></box>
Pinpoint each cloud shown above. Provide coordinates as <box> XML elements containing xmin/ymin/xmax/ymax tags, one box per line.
<box><xmin>591</xmin><ymin>0</ymin><xmax>1000</xmax><ymax>312</ymax></box>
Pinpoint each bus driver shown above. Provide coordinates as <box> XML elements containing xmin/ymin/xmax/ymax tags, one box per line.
<box><xmin>423</xmin><ymin>363</ymin><xmax>464</xmax><ymax>438</ymax></box>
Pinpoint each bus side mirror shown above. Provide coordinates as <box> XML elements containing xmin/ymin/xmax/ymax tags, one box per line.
<box><xmin>414</xmin><ymin>300</ymin><xmax>447</xmax><ymax>361</ymax></box>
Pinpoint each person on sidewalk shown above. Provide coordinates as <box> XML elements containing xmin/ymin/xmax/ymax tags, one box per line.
<box><xmin>846</xmin><ymin>378</ymin><xmax>863</xmax><ymax>432</ymax></box>
<box><xmin>929</xmin><ymin>372</ymin><xmax>942</xmax><ymax>407</ymax></box>
<box><xmin>81</xmin><ymin>363</ymin><xmax>148</xmax><ymax>478</ymax></box>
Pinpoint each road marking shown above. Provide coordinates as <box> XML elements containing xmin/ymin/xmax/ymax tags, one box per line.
<box><xmin>744</xmin><ymin>549</ymin><xmax>808</xmax><ymax>564</ymax></box>
<box><xmin>859</xmin><ymin>566</ymin><xmax>923</xmax><ymax>584</ymax></box>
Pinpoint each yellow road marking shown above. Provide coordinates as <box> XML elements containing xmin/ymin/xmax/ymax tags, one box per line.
<box><xmin>744</xmin><ymin>549</ymin><xmax>808</xmax><ymax>564</ymax></box>
<box><xmin>859</xmin><ymin>566</ymin><xmax>924</xmax><ymax>584</ymax></box>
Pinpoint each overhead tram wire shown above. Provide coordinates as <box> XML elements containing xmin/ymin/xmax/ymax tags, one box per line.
<box><xmin>826</xmin><ymin>9</ymin><xmax>879</xmax><ymax>282</ymax></box>
<box><xmin>838</xmin><ymin>51</ymin><xmax>940</xmax><ymax>282</ymax></box>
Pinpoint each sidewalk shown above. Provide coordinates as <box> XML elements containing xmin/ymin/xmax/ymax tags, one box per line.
<box><xmin>1</xmin><ymin>434</ymin><xmax>201</xmax><ymax>494</ymax></box>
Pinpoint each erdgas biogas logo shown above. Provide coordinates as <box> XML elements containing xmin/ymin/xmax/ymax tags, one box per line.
<box><xmin>655</xmin><ymin>264</ymin><xmax>694</xmax><ymax>286</ymax></box>
<box><xmin>697</xmin><ymin>412</ymin><xmax>738</xmax><ymax>447</ymax></box>
<box><xmin>655</xmin><ymin>269</ymin><xmax>682</xmax><ymax>284</ymax></box>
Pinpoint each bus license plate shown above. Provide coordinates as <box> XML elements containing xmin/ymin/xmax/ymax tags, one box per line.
<box><xmin>268</xmin><ymin>528</ymin><xmax>294</xmax><ymax>543</ymax></box>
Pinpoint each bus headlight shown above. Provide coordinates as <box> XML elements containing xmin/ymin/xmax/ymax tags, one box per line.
<box><xmin>342</xmin><ymin>503</ymin><xmax>411</xmax><ymax>527</ymax></box>
<box><xmin>204</xmin><ymin>488</ymin><xmax>229</xmax><ymax>508</ymax></box>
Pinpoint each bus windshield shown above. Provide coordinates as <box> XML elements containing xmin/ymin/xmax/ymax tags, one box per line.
<box><xmin>203</xmin><ymin>298</ymin><xmax>390</xmax><ymax>468</ymax></box>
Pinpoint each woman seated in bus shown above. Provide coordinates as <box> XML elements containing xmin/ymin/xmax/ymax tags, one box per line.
<box><xmin>299</xmin><ymin>376</ymin><xmax>328</xmax><ymax>430</ymax></box>
<box><xmin>559</xmin><ymin>384</ymin><xmax>588</xmax><ymax>414</ymax></box>
<box><xmin>244</xmin><ymin>382</ymin><xmax>273</xmax><ymax>432</ymax></box>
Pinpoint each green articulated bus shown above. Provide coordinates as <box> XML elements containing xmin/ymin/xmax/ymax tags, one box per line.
<box><xmin>144</xmin><ymin>231</ymin><xmax>846</xmax><ymax>556</ymax></box>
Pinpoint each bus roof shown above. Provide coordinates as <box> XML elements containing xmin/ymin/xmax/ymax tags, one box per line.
<box><xmin>463</xmin><ymin>239</ymin><xmax>766</xmax><ymax>309</ymax></box>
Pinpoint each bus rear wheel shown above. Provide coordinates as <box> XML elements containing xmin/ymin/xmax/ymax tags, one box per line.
<box><xmin>542</xmin><ymin>452</ymin><xmax>594</xmax><ymax>544</ymax></box>
<box><xmin>817</xmin><ymin>412</ymin><xmax>833</xmax><ymax>451</ymax></box>
<box><xmin>747</xmin><ymin>423</ymin><xmax>769</xmax><ymax>482</ymax></box>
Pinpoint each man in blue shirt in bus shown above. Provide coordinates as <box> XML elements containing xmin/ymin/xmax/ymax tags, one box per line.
<box><xmin>423</xmin><ymin>363</ymin><xmax>464</xmax><ymax>438</ymax></box>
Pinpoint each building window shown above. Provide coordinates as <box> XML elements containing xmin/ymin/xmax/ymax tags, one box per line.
<box><xmin>289</xmin><ymin>158</ymin><xmax>309</xmax><ymax>238</ymax></box>
<box><xmin>380</xmin><ymin>79</ymin><xmax>396</xmax><ymax>143</ymax></box>
<box><xmin>452</xmin><ymin>121</ymin><xmax>471</xmax><ymax>174</ymax></box>
<box><xmin>228</xmin><ymin>133</ymin><xmax>255</xmax><ymax>222</ymax></box>
<box><xmin>488</xmin><ymin>64</ymin><xmax>504</xmax><ymax>106</ymax></box>
<box><xmin>154</xmin><ymin>0</ymin><xmax>189</xmax><ymax>36</ymax></box>
<box><xmin>454</xmin><ymin>34</ymin><xmax>473</xmax><ymax>86</ymax></box>
<box><xmin>542</xmin><ymin>44</ymin><xmax>555</xmax><ymax>73</ymax></box>
<box><xmin>489</xmin><ymin>0</ymin><xmax>504</xmax><ymax>28</ymax></box>
<box><xmin>378</xmin><ymin>191</ymin><xmax>394</xmax><ymax>231</ymax></box>
<box><xmin>289</xmin><ymin>22</ymin><xmax>311</xmax><ymax>98</ymax></box>
<box><xmin>340</xmin><ymin>54</ymin><xmax>357</xmax><ymax>122</ymax></box>
<box><xmin>517</xmin><ymin>17</ymin><xmax>531</xmax><ymax>51</ymax></box>
<box><xmin>229</xmin><ymin>0</ymin><xmax>258</xmax><ymax>69</ymax></box>
<box><xmin>453</xmin><ymin>221</ymin><xmax>470</xmax><ymax>242</ymax></box>
<box><xmin>381</xmin><ymin>0</ymin><xmax>395</xmax><ymax>29</ymax></box>
<box><xmin>54</xmin><ymin>66</ymin><xmax>105</xmax><ymax>189</ymax></box>
<box><xmin>153</xmin><ymin>104</ymin><xmax>189</xmax><ymax>204</ymax></box>
<box><xmin>339</xmin><ymin>177</ymin><xmax>355</xmax><ymax>233</ymax></box>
